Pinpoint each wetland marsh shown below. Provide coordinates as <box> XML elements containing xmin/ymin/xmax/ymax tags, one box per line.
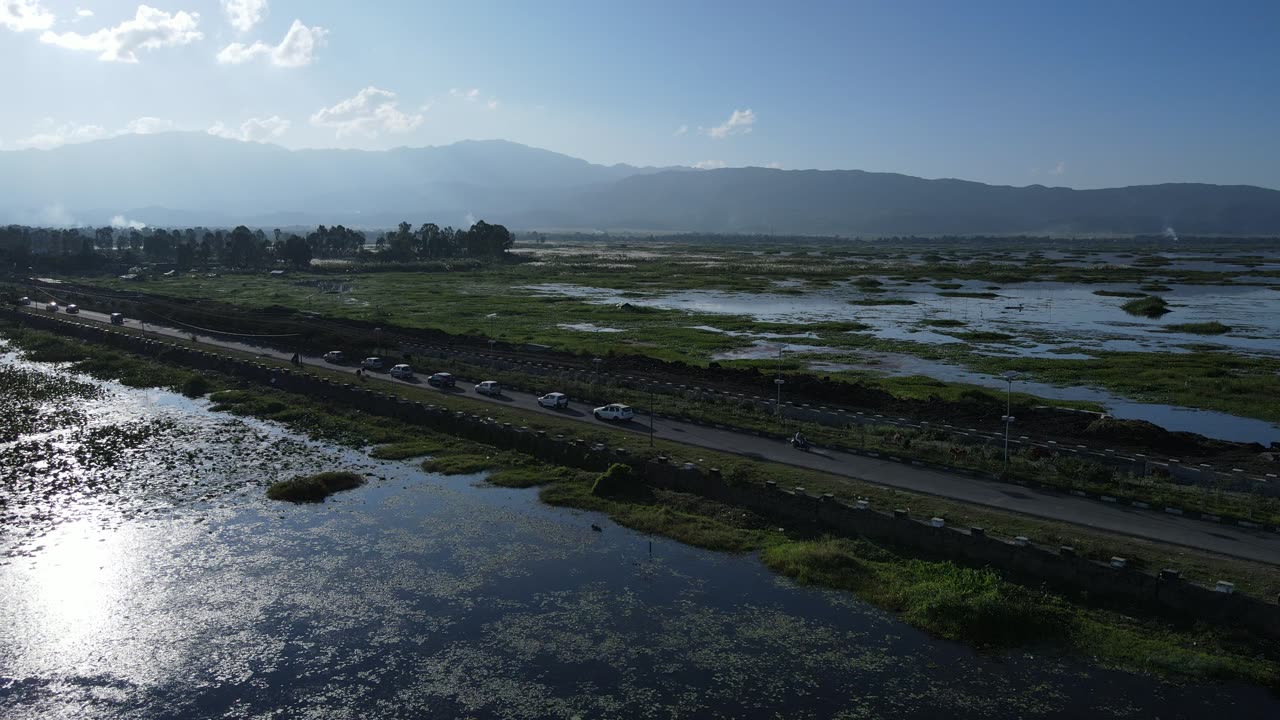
<box><xmin>3</xmin><ymin>344</ymin><xmax>1279</xmax><ymax>719</ymax></box>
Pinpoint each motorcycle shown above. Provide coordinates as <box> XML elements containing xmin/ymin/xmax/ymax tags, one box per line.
<box><xmin>790</xmin><ymin>437</ymin><xmax>810</xmax><ymax>451</ymax></box>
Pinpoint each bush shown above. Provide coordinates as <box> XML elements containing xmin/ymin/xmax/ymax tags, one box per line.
<box><xmin>591</xmin><ymin>463</ymin><xmax>638</xmax><ymax>497</ymax></box>
<box><xmin>266</xmin><ymin>470</ymin><xmax>365</xmax><ymax>503</ymax></box>
<box><xmin>180</xmin><ymin>374</ymin><xmax>212</xmax><ymax>398</ymax></box>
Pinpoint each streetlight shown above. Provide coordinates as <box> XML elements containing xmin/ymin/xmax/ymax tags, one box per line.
<box><xmin>1000</xmin><ymin>370</ymin><xmax>1020</xmax><ymax>474</ymax></box>
<box><xmin>774</xmin><ymin>346</ymin><xmax>786</xmax><ymax>422</ymax></box>
<box><xmin>648</xmin><ymin>384</ymin><xmax>655</xmax><ymax>447</ymax></box>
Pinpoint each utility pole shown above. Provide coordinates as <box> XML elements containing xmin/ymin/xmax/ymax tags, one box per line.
<box><xmin>1001</xmin><ymin>370</ymin><xmax>1020</xmax><ymax>475</ymax></box>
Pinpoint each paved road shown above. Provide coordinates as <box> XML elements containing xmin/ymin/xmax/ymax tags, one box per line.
<box><xmin>26</xmin><ymin>303</ymin><xmax>1280</xmax><ymax>565</ymax></box>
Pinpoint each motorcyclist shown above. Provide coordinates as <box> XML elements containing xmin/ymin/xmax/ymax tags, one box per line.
<box><xmin>792</xmin><ymin>431</ymin><xmax>808</xmax><ymax>448</ymax></box>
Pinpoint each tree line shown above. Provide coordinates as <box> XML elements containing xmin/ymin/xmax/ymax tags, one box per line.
<box><xmin>0</xmin><ymin>220</ymin><xmax>514</xmax><ymax>271</ymax></box>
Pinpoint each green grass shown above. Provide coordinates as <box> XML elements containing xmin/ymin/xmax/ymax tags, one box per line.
<box><xmin>1164</xmin><ymin>321</ymin><xmax>1232</xmax><ymax>335</ymax></box>
<box><xmin>266</xmin><ymin>470</ymin><xmax>365</xmax><ymax>503</ymax></box>
<box><xmin>368</xmin><ymin>439</ymin><xmax>447</xmax><ymax>459</ymax></box>
<box><xmin>1121</xmin><ymin>295</ymin><xmax>1171</xmax><ymax>317</ymax></box>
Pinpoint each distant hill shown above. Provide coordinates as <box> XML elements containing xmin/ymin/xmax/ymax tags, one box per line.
<box><xmin>2</xmin><ymin>133</ymin><xmax>1278</xmax><ymax>235</ymax></box>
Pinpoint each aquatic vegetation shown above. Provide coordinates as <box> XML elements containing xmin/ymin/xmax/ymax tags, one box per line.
<box><xmin>847</xmin><ymin>297</ymin><xmax>916</xmax><ymax>306</ymax></box>
<box><xmin>920</xmin><ymin>318</ymin><xmax>966</xmax><ymax>328</ymax></box>
<box><xmin>1121</xmin><ymin>295</ymin><xmax>1171</xmax><ymax>317</ymax></box>
<box><xmin>1092</xmin><ymin>289</ymin><xmax>1147</xmax><ymax>298</ymax></box>
<box><xmin>937</xmin><ymin>291</ymin><xmax>999</xmax><ymax>299</ymax></box>
<box><xmin>1140</xmin><ymin>283</ymin><xmax>1173</xmax><ymax>292</ymax></box>
<box><xmin>1164</xmin><ymin>321</ymin><xmax>1232</xmax><ymax>335</ymax></box>
<box><xmin>266</xmin><ymin>470</ymin><xmax>365</xmax><ymax>503</ymax></box>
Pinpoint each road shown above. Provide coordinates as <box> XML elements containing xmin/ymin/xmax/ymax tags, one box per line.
<box><xmin>25</xmin><ymin>303</ymin><xmax>1280</xmax><ymax>566</ymax></box>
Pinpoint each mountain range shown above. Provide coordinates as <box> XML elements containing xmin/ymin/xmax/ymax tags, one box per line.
<box><xmin>3</xmin><ymin>133</ymin><xmax>1279</xmax><ymax>235</ymax></box>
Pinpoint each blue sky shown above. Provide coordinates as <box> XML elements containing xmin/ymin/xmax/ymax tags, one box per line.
<box><xmin>3</xmin><ymin>0</ymin><xmax>1279</xmax><ymax>188</ymax></box>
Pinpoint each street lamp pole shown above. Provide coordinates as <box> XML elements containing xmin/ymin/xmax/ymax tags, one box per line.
<box><xmin>774</xmin><ymin>346</ymin><xmax>785</xmax><ymax>422</ymax></box>
<box><xmin>649</xmin><ymin>384</ymin><xmax>655</xmax><ymax>447</ymax></box>
<box><xmin>1001</xmin><ymin>370</ymin><xmax>1020</xmax><ymax>475</ymax></box>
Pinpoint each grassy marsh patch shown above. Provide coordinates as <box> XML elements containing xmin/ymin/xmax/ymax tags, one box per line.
<box><xmin>1164</xmin><ymin>321</ymin><xmax>1232</xmax><ymax>335</ymax></box>
<box><xmin>937</xmin><ymin>291</ymin><xmax>999</xmax><ymax>299</ymax></box>
<box><xmin>1121</xmin><ymin>295</ymin><xmax>1171</xmax><ymax>318</ymax></box>
<box><xmin>266</xmin><ymin>470</ymin><xmax>365</xmax><ymax>503</ymax></box>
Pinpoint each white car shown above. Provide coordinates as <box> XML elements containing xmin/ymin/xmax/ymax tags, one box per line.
<box><xmin>46</xmin><ymin>301</ymin><xmax>59</xmax><ymax>312</ymax></box>
<box><xmin>361</xmin><ymin>357</ymin><xmax>384</xmax><ymax>370</ymax></box>
<box><xmin>323</xmin><ymin>350</ymin><xmax>346</xmax><ymax>364</ymax></box>
<box><xmin>593</xmin><ymin>403</ymin><xmax>634</xmax><ymax>421</ymax></box>
<box><xmin>65</xmin><ymin>304</ymin><xmax>79</xmax><ymax>314</ymax></box>
<box><xmin>474</xmin><ymin>380</ymin><xmax>501</xmax><ymax>396</ymax></box>
<box><xmin>390</xmin><ymin>363</ymin><xmax>414</xmax><ymax>379</ymax></box>
<box><xmin>538</xmin><ymin>392</ymin><xmax>569</xmax><ymax>409</ymax></box>
<box><xmin>18</xmin><ymin>296</ymin><xmax>30</xmax><ymax>306</ymax></box>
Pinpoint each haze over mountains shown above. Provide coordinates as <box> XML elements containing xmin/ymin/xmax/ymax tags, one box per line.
<box><xmin>3</xmin><ymin>133</ymin><xmax>1279</xmax><ymax>236</ymax></box>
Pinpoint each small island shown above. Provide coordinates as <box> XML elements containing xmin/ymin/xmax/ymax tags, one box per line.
<box><xmin>266</xmin><ymin>471</ymin><xmax>365</xmax><ymax>503</ymax></box>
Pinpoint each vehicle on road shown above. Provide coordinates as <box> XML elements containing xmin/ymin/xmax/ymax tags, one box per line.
<box><xmin>110</xmin><ymin>313</ymin><xmax>125</xmax><ymax>325</ymax></box>
<box><xmin>18</xmin><ymin>296</ymin><xmax>30</xmax><ymax>305</ymax></box>
<box><xmin>323</xmin><ymin>350</ymin><xmax>346</xmax><ymax>364</ymax></box>
<box><xmin>427</xmin><ymin>372</ymin><xmax>455</xmax><ymax>388</ymax></box>
<box><xmin>538</xmin><ymin>392</ymin><xmax>569</xmax><ymax>409</ymax></box>
<box><xmin>46</xmin><ymin>302</ymin><xmax>58</xmax><ymax>312</ymax></box>
<box><xmin>361</xmin><ymin>357</ymin><xmax>384</xmax><ymax>370</ymax></box>
<box><xmin>390</xmin><ymin>363</ymin><xmax>415</xmax><ymax>379</ymax></box>
<box><xmin>65</xmin><ymin>304</ymin><xmax>79</xmax><ymax>314</ymax></box>
<box><xmin>474</xmin><ymin>380</ymin><xmax>502</xmax><ymax>396</ymax></box>
<box><xmin>593</xmin><ymin>403</ymin><xmax>634</xmax><ymax>421</ymax></box>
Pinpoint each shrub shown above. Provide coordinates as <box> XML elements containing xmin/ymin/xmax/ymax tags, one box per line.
<box><xmin>180</xmin><ymin>374</ymin><xmax>212</xmax><ymax>398</ymax></box>
<box><xmin>591</xmin><ymin>463</ymin><xmax>639</xmax><ymax>497</ymax></box>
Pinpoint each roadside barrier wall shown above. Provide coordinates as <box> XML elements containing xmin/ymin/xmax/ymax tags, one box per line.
<box><xmin>11</xmin><ymin>309</ymin><xmax>1280</xmax><ymax>639</ymax></box>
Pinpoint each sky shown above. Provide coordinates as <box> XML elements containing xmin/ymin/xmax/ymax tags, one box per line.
<box><xmin>3</xmin><ymin>0</ymin><xmax>1279</xmax><ymax>189</ymax></box>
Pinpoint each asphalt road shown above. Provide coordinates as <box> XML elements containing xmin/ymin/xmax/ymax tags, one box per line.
<box><xmin>27</xmin><ymin>304</ymin><xmax>1280</xmax><ymax>565</ymax></box>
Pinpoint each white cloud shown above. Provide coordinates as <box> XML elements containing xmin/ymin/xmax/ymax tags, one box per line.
<box><xmin>1</xmin><ymin>0</ymin><xmax>54</xmax><ymax>32</ymax></box>
<box><xmin>704</xmin><ymin>108</ymin><xmax>756</xmax><ymax>139</ymax></box>
<box><xmin>765</xmin><ymin>161</ymin><xmax>782</xmax><ymax>169</ymax></box>
<box><xmin>75</xmin><ymin>7</ymin><xmax>93</xmax><ymax>19</ymax></box>
<box><xmin>40</xmin><ymin>5</ymin><xmax>202</xmax><ymax>63</ymax></box>
<box><xmin>16</xmin><ymin>121</ymin><xmax>107</xmax><ymax>149</ymax></box>
<box><xmin>216</xmin><ymin>18</ymin><xmax>325</xmax><ymax>67</ymax></box>
<box><xmin>207</xmin><ymin>115</ymin><xmax>290</xmax><ymax>142</ymax></box>
<box><xmin>692</xmin><ymin>159</ymin><xmax>727</xmax><ymax>170</ymax></box>
<box><xmin>124</xmin><ymin>116</ymin><xmax>174</xmax><ymax>134</ymax></box>
<box><xmin>1050</xmin><ymin>160</ymin><xmax>1065</xmax><ymax>176</ymax></box>
<box><xmin>450</xmin><ymin>87</ymin><xmax>481</xmax><ymax>101</ymax></box>
<box><xmin>486</xmin><ymin>98</ymin><xmax>500</xmax><ymax>110</ymax></box>
<box><xmin>110</xmin><ymin>214</ymin><xmax>147</xmax><ymax>230</ymax></box>
<box><xmin>221</xmin><ymin>0</ymin><xmax>266</xmax><ymax>33</ymax></box>
<box><xmin>310</xmin><ymin>87</ymin><xmax>424</xmax><ymax>138</ymax></box>
<box><xmin>674</xmin><ymin>124</ymin><xmax>688</xmax><ymax>136</ymax></box>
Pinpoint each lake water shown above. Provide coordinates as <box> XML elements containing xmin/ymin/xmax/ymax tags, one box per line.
<box><xmin>523</xmin><ymin>282</ymin><xmax>1280</xmax><ymax>444</ymax></box>
<box><xmin>2</xmin><ymin>358</ymin><xmax>1279</xmax><ymax>719</ymax></box>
